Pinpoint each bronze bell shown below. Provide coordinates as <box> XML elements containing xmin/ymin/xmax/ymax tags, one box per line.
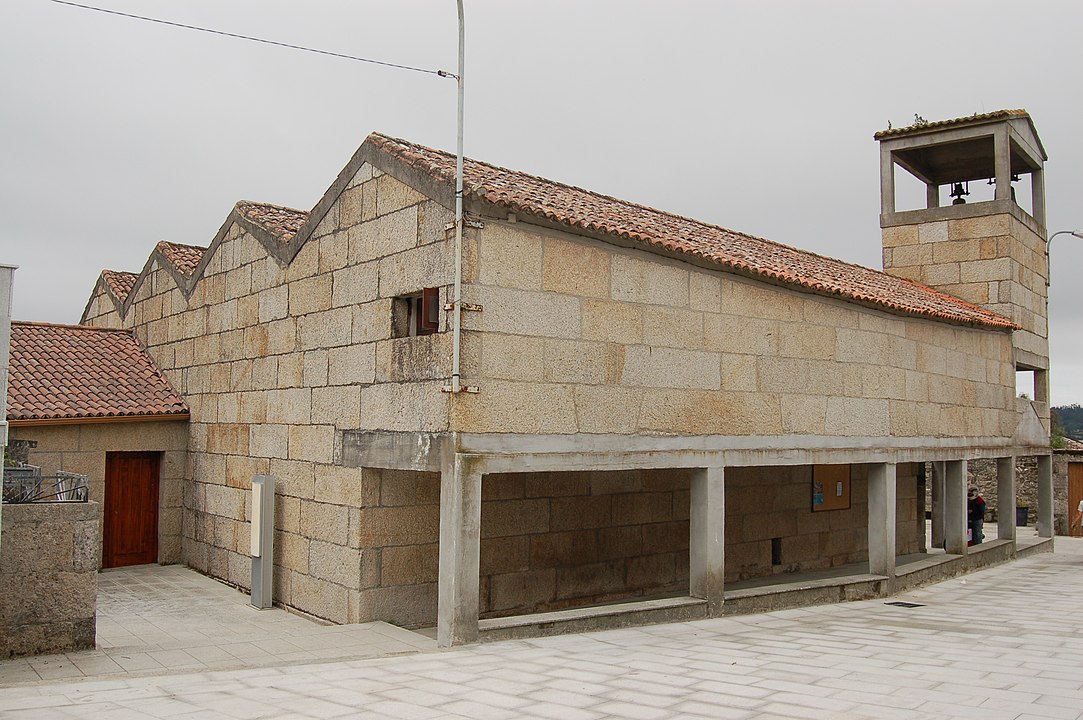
<box><xmin>950</xmin><ymin>182</ymin><xmax>969</xmax><ymax>205</ymax></box>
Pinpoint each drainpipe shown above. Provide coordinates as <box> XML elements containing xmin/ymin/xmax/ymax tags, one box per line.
<box><xmin>0</xmin><ymin>264</ymin><xmax>17</xmax><ymax>560</ymax></box>
<box><xmin>450</xmin><ymin>0</ymin><xmax>465</xmax><ymax>394</ymax></box>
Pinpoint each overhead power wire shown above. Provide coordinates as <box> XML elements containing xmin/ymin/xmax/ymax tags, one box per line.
<box><xmin>47</xmin><ymin>0</ymin><xmax>455</xmax><ymax>78</ymax></box>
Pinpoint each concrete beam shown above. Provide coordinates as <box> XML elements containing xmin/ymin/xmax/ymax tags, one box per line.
<box><xmin>457</xmin><ymin>432</ymin><xmax>1039</xmax><ymax>469</ymax></box>
<box><xmin>944</xmin><ymin>460</ymin><xmax>968</xmax><ymax>555</ymax></box>
<box><xmin>997</xmin><ymin>457</ymin><xmax>1016</xmax><ymax>542</ymax></box>
<box><xmin>437</xmin><ymin>452</ymin><xmax>483</xmax><ymax>647</ymax></box>
<box><xmin>689</xmin><ymin>467</ymin><xmax>725</xmax><ymax>615</ymax></box>
<box><xmin>867</xmin><ymin>463</ymin><xmax>897</xmax><ymax>577</ymax></box>
<box><xmin>881</xmin><ymin>200</ymin><xmax>1044</xmax><ymax>237</ymax></box>
<box><xmin>339</xmin><ymin>431</ymin><xmax>444</xmax><ymax>472</ymax></box>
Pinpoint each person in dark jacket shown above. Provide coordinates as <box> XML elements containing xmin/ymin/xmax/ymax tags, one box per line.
<box><xmin>967</xmin><ymin>487</ymin><xmax>987</xmax><ymax>545</ymax></box>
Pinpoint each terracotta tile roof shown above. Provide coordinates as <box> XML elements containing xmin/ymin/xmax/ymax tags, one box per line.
<box><xmin>1062</xmin><ymin>437</ymin><xmax>1083</xmax><ymax>452</ymax></box>
<box><xmin>874</xmin><ymin>109</ymin><xmax>1029</xmax><ymax>140</ymax></box>
<box><xmin>102</xmin><ymin>270</ymin><xmax>138</xmax><ymax>302</ymax></box>
<box><xmin>237</xmin><ymin>201</ymin><xmax>308</xmax><ymax>243</ymax></box>
<box><xmin>6</xmin><ymin>321</ymin><xmax>189</xmax><ymax>422</ymax></box>
<box><xmin>157</xmin><ymin>241</ymin><xmax>207</xmax><ymax>276</ymax></box>
<box><xmin>369</xmin><ymin>133</ymin><xmax>1015</xmax><ymax>330</ymax></box>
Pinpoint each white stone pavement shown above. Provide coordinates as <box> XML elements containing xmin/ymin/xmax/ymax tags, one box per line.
<box><xmin>0</xmin><ymin>565</ymin><xmax>436</xmax><ymax>685</ymax></box>
<box><xmin>3</xmin><ymin>538</ymin><xmax>1083</xmax><ymax>719</ymax></box>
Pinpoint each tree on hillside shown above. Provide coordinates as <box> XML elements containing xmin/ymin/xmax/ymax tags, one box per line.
<box><xmin>1052</xmin><ymin>405</ymin><xmax>1083</xmax><ymax>442</ymax></box>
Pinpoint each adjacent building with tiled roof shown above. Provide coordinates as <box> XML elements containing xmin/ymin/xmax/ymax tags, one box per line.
<box><xmin>9</xmin><ymin>110</ymin><xmax>1054</xmax><ymax>647</ymax></box>
<box><xmin>7</xmin><ymin>321</ymin><xmax>188</xmax><ymax>423</ymax></box>
<box><xmin>6</xmin><ymin>321</ymin><xmax>191</xmax><ymax>570</ymax></box>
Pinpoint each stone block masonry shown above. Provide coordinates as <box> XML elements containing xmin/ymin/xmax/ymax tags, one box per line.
<box><xmin>725</xmin><ymin>464</ymin><xmax>921</xmax><ymax>582</ymax></box>
<box><xmin>479</xmin><ymin>470</ymin><xmax>693</xmax><ymax>618</ymax></box>
<box><xmin>456</xmin><ymin>219</ymin><xmax>1017</xmax><ymax>439</ymax></box>
<box><xmin>0</xmin><ymin>501</ymin><xmax>100</xmax><ymax>658</ymax></box>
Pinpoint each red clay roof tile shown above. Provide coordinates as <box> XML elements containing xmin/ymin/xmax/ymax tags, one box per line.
<box><xmin>157</xmin><ymin>241</ymin><xmax>207</xmax><ymax>276</ymax></box>
<box><xmin>237</xmin><ymin>201</ymin><xmax>308</xmax><ymax>242</ymax></box>
<box><xmin>369</xmin><ymin>133</ymin><xmax>1015</xmax><ymax>330</ymax></box>
<box><xmin>101</xmin><ymin>270</ymin><xmax>138</xmax><ymax>302</ymax></box>
<box><xmin>7</xmin><ymin>321</ymin><xmax>189</xmax><ymax>422</ymax></box>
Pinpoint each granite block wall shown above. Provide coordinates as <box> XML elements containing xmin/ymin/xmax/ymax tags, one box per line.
<box><xmin>455</xmin><ymin>219</ymin><xmax>1018</xmax><ymax>439</ymax></box>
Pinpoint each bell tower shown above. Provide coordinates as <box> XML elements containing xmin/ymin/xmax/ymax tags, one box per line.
<box><xmin>875</xmin><ymin>110</ymin><xmax>1049</xmax><ymax>404</ymax></box>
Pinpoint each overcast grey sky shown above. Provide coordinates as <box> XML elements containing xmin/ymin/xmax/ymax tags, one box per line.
<box><xmin>2</xmin><ymin>0</ymin><xmax>1081</xmax><ymax>404</ymax></box>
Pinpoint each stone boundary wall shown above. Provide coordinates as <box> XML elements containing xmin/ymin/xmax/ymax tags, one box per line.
<box><xmin>0</xmin><ymin>501</ymin><xmax>100</xmax><ymax>658</ymax></box>
<box><xmin>725</xmin><ymin>464</ymin><xmax>922</xmax><ymax>581</ymax></box>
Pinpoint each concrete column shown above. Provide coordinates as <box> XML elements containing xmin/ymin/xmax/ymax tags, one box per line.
<box><xmin>867</xmin><ymin>463</ymin><xmax>897</xmax><ymax>577</ymax></box>
<box><xmin>689</xmin><ymin>467</ymin><xmax>725</xmax><ymax>615</ymax></box>
<box><xmin>944</xmin><ymin>460</ymin><xmax>968</xmax><ymax>555</ymax></box>
<box><xmin>880</xmin><ymin>147</ymin><xmax>896</xmax><ymax>215</ymax></box>
<box><xmin>1037</xmin><ymin>454</ymin><xmax>1054</xmax><ymax>538</ymax></box>
<box><xmin>1035</xmin><ymin>369</ymin><xmax>1050</xmax><ymax>406</ymax></box>
<box><xmin>931</xmin><ymin>461</ymin><xmax>946</xmax><ymax>549</ymax></box>
<box><xmin>1031</xmin><ymin>168</ymin><xmax>1047</xmax><ymax>230</ymax></box>
<box><xmin>994</xmin><ymin>127</ymin><xmax>1012</xmax><ymax>202</ymax></box>
<box><xmin>926</xmin><ymin>183</ymin><xmax>940</xmax><ymax>209</ymax></box>
<box><xmin>997</xmin><ymin>457</ymin><xmax>1016</xmax><ymax>542</ymax></box>
<box><xmin>437</xmin><ymin>453</ymin><xmax>483</xmax><ymax>647</ymax></box>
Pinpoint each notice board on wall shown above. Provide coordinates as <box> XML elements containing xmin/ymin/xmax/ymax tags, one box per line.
<box><xmin>812</xmin><ymin>464</ymin><xmax>851</xmax><ymax>512</ymax></box>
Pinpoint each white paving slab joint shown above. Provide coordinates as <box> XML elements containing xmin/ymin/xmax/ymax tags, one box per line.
<box><xmin>2</xmin><ymin>540</ymin><xmax>1083</xmax><ymax>719</ymax></box>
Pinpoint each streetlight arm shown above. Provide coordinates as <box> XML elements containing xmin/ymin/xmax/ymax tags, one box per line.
<box><xmin>1046</xmin><ymin>230</ymin><xmax>1083</xmax><ymax>287</ymax></box>
<box><xmin>1048</xmin><ymin>229</ymin><xmax>1083</xmax><ymax>247</ymax></box>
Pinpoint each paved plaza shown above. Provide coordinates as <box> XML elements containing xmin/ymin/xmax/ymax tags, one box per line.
<box><xmin>0</xmin><ymin>565</ymin><xmax>434</xmax><ymax>685</ymax></box>
<box><xmin>2</xmin><ymin>538</ymin><xmax>1083</xmax><ymax>719</ymax></box>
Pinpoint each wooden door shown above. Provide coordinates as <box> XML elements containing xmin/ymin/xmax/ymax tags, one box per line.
<box><xmin>103</xmin><ymin>452</ymin><xmax>161</xmax><ymax>568</ymax></box>
<box><xmin>1070</xmin><ymin>463</ymin><xmax>1083</xmax><ymax>538</ymax></box>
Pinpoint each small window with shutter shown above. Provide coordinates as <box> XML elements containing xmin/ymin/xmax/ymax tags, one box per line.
<box><xmin>393</xmin><ymin>288</ymin><xmax>441</xmax><ymax>337</ymax></box>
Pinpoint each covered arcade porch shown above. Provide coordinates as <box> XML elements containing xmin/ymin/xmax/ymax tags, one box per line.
<box><xmin>342</xmin><ymin>431</ymin><xmax>1054</xmax><ymax>647</ymax></box>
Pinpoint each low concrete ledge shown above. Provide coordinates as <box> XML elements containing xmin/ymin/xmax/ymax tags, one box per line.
<box><xmin>961</xmin><ymin>539</ymin><xmax>1017</xmax><ymax>575</ymax></box>
<box><xmin>893</xmin><ymin>553</ymin><xmax>964</xmax><ymax>591</ymax></box>
<box><xmin>476</xmin><ymin>538</ymin><xmax>1044</xmax><ymax>643</ymax></box>
<box><xmin>1015</xmin><ymin>536</ymin><xmax>1054</xmax><ymax>560</ymax></box>
<box><xmin>724</xmin><ymin>573</ymin><xmax>887</xmax><ymax>615</ymax></box>
<box><xmin>479</xmin><ymin>596</ymin><xmax>707</xmax><ymax>642</ymax></box>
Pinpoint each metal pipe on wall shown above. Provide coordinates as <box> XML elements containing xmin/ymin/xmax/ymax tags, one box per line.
<box><xmin>450</xmin><ymin>0</ymin><xmax>465</xmax><ymax>394</ymax></box>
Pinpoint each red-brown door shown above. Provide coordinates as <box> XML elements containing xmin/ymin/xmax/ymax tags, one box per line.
<box><xmin>1069</xmin><ymin>463</ymin><xmax>1083</xmax><ymax>538</ymax></box>
<box><xmin>103</xmin><ymin>452</ymin><xmax>161</xmax><ymax>568</ymax></box>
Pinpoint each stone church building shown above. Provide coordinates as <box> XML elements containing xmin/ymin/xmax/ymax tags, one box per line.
<box><xmin>9</xmin><ymin>110</ymin><xmax>1055</xmax><ymax>646</ymax></box>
